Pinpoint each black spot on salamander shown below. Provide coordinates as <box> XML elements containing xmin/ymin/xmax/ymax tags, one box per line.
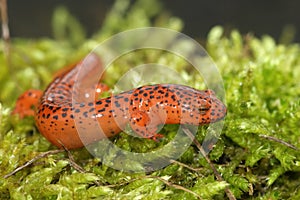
<box><xmin>53</xmin><ymin>115</ymin><xmax>59</xmax><ymax>120</ymax></box>
<box><xmin>55</xmin><ymin>106</ymin><xmax>62</xmax><ymax>111</ymax></box>
<box><xmin>168</xmin><ymin>88</ymin><xmax>175</xmax><ymax>93</ymax></box>
<box><xmin>98</xmin><ymin>108</ymin><xmax>105</xmax><ymax>113</ymax></box>
<box><xmin>96</xmin><ymin>101</ymin><xmax>102</xmax><ymax>105</ymax></box>
<box><xmin>75</xmin><ymin>109</ymin><xmax>80</xmax><ymax>113</ymax></box>
<box><xmin>80</xmin><ymin>103</ymin><xmax>85</xmax><ymax>107</ymax></box>
<box><xmin>138</xmin><ymin>89</ymin><xmax>144</xmax><ymax>94</ymax></box>
<box><xmin>83</xmin><ymin>111</ymin><xmax>88</xmax><ymax>118</ymax></box>
<box><xmin>158</xmin><ymin>90</ymin><xmax>164</xmax><ymax>94</ymax></box>
<box><xmin>62</xmin><ymin>113</ymin><xmax>67</xmax><ymax>118</ymax></box>
<box><xmin>171</xmin><ymin>95</ymin><xmax>176</xmax><ymax>101</ymax></box>
<box><xmin>114</xmin><ymin>95</ymin><xmax>124</xmax><ymax>99</ymax></box>
<box><xmin>114</xmin><ymin>101</ymin><xmax>121</xmax><ymax>108</ymax></box>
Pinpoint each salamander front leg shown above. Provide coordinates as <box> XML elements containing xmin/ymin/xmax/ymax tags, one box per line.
<box><xmin>129</xmin><ymin>111</ymin><xmax>163</xmax><ymax>141</ymax></box>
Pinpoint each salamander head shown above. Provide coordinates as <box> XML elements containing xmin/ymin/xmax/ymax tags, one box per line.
<box><xmin>190</xmin><ymin>89</ymin><xmax>226</xmax><ymax>124</ymax></box>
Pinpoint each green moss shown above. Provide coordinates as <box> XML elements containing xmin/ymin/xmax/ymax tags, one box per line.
<box><xmin>1</xmin><ymin>0</ymin><xmax>300</xmax><ymax>199</ymax></box>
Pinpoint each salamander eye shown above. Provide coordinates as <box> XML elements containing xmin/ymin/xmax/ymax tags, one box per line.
<box><xmin>197</xmin><ymin>99</ymin><xmax>211</xmax><ymax>114</ymax></box>
<box><xmin>198</xmin><ymin>105</ymin><xmax>210</xmax><ymax>115</ymax></box>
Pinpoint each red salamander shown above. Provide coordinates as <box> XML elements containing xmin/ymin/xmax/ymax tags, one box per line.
<box><xmin>13</xmin><ymin>54</ymin><xmax>227</xmax><ymax>149</ymax></box>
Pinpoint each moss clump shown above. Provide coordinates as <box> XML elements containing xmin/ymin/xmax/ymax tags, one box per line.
<box><xmin>1</xmin><ymin>0</ymin><xmax>300</xmax><ymax>199</ymax></box>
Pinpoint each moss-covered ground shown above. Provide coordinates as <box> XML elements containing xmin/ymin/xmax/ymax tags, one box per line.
<box><xmin>1</xmin><ymin>0</ymin><xmax>300</xmax><ymax>199</ymax></box>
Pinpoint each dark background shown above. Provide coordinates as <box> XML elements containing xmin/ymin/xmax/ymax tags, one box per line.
<box><xmin>7</xmin><ymin>0</ymin><xmax>300</xmax><ymax>42</ymax></box>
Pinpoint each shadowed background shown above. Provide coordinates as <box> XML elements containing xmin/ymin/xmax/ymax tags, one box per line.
<box><xmin>7</xmin><ymin>0</ymin><xmax>300</xmax><ymax>42</ymax></box>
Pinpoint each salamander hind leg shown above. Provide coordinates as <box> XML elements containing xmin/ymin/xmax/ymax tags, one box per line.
<box><xmin>129</xmin><ymin>111</ymin><xmax>163</xmax><ymax>141</ymax></box>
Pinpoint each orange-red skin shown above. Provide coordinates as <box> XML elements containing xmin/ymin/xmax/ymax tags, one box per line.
<box><xmin>12</xmin><ymin>89</ymin><xmax>43</xmax><ymax>118</ymax></box>
<box><xmin>13</xmin><ymin>55</ymin><xmax>227</xmax><ymax>149</ymax></box>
